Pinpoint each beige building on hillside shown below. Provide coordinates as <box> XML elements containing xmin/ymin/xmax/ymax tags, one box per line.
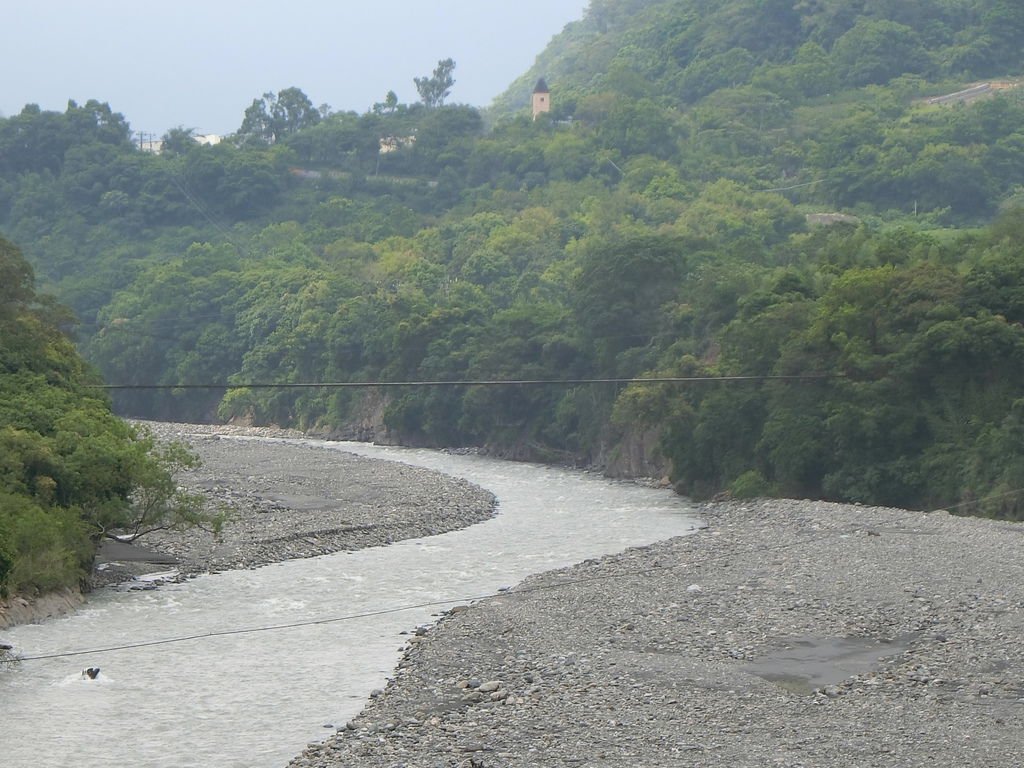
<box><xmin>532</xmin><ymin>78</ymin><xmax>551</xmax><ymax>120</ymax></box>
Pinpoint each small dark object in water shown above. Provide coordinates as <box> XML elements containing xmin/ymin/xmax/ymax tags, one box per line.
<box><xmin>83</xmin><ymin>667</ymin><xmax>100</xmax><ymax>680</ymax></box>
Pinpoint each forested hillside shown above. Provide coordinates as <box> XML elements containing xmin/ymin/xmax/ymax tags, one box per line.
<box><xmin>0</xmin><ymin>237</ymin><xmax>212</xmax><ymax>597</ymax></box>
<box><xmin>495</xmin><ymin>0</ymin><xmax>1024</xmax><ymax>114</ymax></box>
<box><xmin>3</xmin><ymin>0</ymin><xmax>1024</xmax><ymax>519</ymax></box>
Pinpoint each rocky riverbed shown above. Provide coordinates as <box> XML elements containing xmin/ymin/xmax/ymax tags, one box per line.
<box><xmin>96</xmin><ymin>421</ymin><xmax>496</xmax><ymax>584</ymax></box>
<box><xmin>290</xmin><ymin>498</ymin><xmax>1024</xmax><ymax>768</ymax></box>
<box><xmin>61</xmin><ymin>423</ymin><xmax>1024</xmax><ymax>765</ymax></box>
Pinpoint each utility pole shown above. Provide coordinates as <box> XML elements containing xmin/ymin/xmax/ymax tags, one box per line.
<box><xmin>136</xmin><ymin>131</ymin><xmax>158</xmax><ymax>152</ymax></box>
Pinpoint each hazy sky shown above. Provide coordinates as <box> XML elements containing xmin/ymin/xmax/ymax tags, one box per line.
<box><xmin>4</xmin><ymin>1</ymin><xmax>588</xmax><ymax>136</ymax></box>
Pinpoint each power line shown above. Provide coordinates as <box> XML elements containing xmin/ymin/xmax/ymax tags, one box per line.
<box><xmin>166</xmin><ymin>170</ymin><xmax>250</xmax><ymax>260</ymax></box>
<box><xmin>931</xmin><ymin>485</ymin><xmax>1024</xmax><ymax>514</ymax></box>
<box><xmin>762</xmin><ymin>178</ymin><xmax>825</xmax><ymax>193</ymax></box>
<box><xmin>90</xmin><ymin>374</ymin><xmax>840</xmax><ymax>391</ymax></box>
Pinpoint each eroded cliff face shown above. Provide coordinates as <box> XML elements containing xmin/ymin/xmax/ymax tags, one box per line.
<box><xmin>598</xmin><ymin>425</ymin><xmax>670</xmax><ymax>482</ymax></box>
<box><xmin>0</xmin><ymin>588</ymin><xmax>85</xmax><ymax>630</ymax></box>
<box><xmin>238</xmin><ymin>388</ymin><xmax>672</xmax><ymax>482</ymax></box>
<box><xmin>311</xmin><ymin>390</ymin><xmax>394</xmax><ymax>444</ymax></box>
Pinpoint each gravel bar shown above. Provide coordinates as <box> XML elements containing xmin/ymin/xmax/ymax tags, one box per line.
<box><xmin>290</xmin><ymin>498</ymin><xmax>1024</xmax><ymax>768</ymax></box>
<box><xmin>106</xmin><ymin>421</ymin><xmax>495</xmax><ymax>580</ymax></box>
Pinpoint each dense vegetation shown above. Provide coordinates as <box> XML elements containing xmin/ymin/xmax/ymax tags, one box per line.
<box><xmin>0</xmin><ymin>236</ymin><xmax>211</xmax><ymax>596</ymax></box>
<box><xmin>3</xmin><ymin>0</ymin><xmax>1024</xmax><ymax>528</ymax></box>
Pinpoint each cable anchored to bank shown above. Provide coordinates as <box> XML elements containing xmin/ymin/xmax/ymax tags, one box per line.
<box><xmin>90</xmin><ymin>374</ymin><xmax>841</xmax><ymax>391</ymax></box>
<box><xmin>13</xmin><ymin>478</ymin><xmax>1021</xmax><ymax>664</ymax></box>
<box><xmin>14</xmin><ymin>593</ymin><xmax>502</xmax><ymax>661</ymax></box>
<box><xmin>14</xmin><ymin>528</ymin><xmax>833</xmax><ymax>663</ymax></box>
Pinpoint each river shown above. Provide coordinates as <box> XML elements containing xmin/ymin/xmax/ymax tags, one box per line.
<box><xmin>2</xmin><ymin>438</ymin><xmax>701</xmax><ymax>768</ymax></box>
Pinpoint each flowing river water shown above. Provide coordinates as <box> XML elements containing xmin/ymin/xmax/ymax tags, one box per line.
<box><xmin>3</xmin><ymin>439</ymin><xmax>701</xmax><ymax>768</ymax></box>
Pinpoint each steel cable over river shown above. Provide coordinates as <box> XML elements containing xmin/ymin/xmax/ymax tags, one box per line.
<box><xmin>1</xmin><ymin>433</ymin><xmax>701</xmax><ymax>768</ymax></box>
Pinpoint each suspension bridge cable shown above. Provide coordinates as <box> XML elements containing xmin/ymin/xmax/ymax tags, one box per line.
<box><xmin>89</xmin><ymin>374</ymin><xmax>842</xmax><ymax>391</ymax></box>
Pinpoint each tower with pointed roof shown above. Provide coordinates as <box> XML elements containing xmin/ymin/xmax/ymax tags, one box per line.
<box><xmin>532</xmin><ymin>78</ymin><xmax>551</xmax><ymax>120</ymax></box>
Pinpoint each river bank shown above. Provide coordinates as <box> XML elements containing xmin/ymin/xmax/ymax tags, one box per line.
<box><xmin>7</xmin><ymin>425</ymin><xmax>1022</xmax><ymax>765</ymax></box>
<box><xmin>291</xmin><ymin>498</ymin><xmax>1024</xmax><ymax>768</ymax></box>
<box><xmin>2</xmin><ymin>425</ymin><xmax>699</xmax><ymax>768</ymax></box>
<box><xmin>1</xmin><ymin>422</ymin><xmax>496</xmax><ymax>629</ymax></box>
<box><xmin>0</xmin><ymin>589</ymin><xmax>86</xmax><ymax>631</ymax></box>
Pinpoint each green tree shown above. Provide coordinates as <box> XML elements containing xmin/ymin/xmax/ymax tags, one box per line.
<box><xmin>573</xmin><ymin>233</ymin><xmax>687</xmax><ymax>372</ymax></box>
<box><xmin>832</xmin><ymin>19</ymin><xmax>931</xmax><ymax>87</ymax></box>
<box><xmin>373</xmin><ymin>90</ymin><xmax>400</xmax><ymax>115</ymax></box>
<box><xmin>238</xmin><ymin>87</ymin><xmax>321</xmax><ymax>144</ymax></box>
<box><xmin>415</xmin><ymin>58</ymin><xmax>456</xmax><ymax>108</ymax></box>
<box><xmin>0</xmin><ymin>235</ymin><xmax>222</xmax><ymax>595</ymax></box>
<box><xmin>160</xmin><ymin>126</ymin><xmax>198</xmax><ymax>156</ymax></box>
<box><xmin>982</xmin><ymin>0</ymin><xmax>1024</xmax><ymax>61</ymax></box>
